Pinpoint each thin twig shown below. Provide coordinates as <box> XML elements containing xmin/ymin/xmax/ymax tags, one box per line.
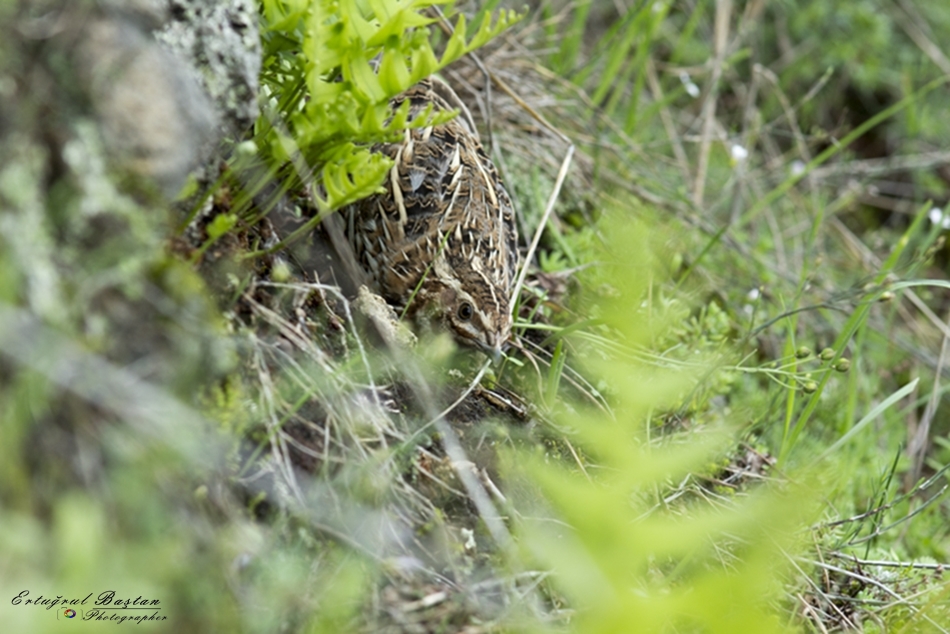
<box><xmin>693</xmin><ymin>0</ymin><xmax>732</xmax><ymax>206</ymax></box>
<box><xmin>828</xmin><ymin>552</ymin><xmax>949</xmax><ymax>571</ymax></box>
<box><xmin>892</xmin><ymin>0</ymin><xmax>950</xmax><ymax>75</ymax></box>
<box><xmin>401</xmin><ymin>359</ymin><xmax>493</xmax><ymax>449</ymax></box>
<box><xmin>908</xmin><ymin>306</ymin><xmax>950</xmax><ymax>486</ymax></box>
<box><xmin>510</xmin><ymin>145</ymin><xmax>575</xmax><ymax>316</ymax></box>
<box><xmin>645</xmin><ymin>58</ymin><xmax>691</xmax><ymax>184</ymax></box>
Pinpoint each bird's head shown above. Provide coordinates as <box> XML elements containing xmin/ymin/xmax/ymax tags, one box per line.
<box><xmin>411</xmin><ymin>272</ymin><xmax>512</xmax><ymax>362</ymax></box>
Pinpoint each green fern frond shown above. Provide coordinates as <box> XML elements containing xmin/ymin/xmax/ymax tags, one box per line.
<box><xmin>256</xmin><ymin>0</ymin><xmax>521</xmax><ymax>212</ymax></box>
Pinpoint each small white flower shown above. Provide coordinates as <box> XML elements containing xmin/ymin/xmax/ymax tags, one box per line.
<box><xmin>928</xmin><ymin>207</ymin><xmax>950</xmax><ymax>229</ymax></box>
<box><xmin>730</xmin><ymin>144</ymin><xmax>749</xmax><ymax>162</ymax></box>
<box><xmin>747</xmin><ymin>288</ymin><xmax>760</xmax><ymax>301</ymax></box>
<box><xmin>679</xmin><ymin>71</ymin><xmax>700</xmax><ymax>98</ymax></box>
<box><xmin>790</xmin><ymin>160</ymin><xmax>806</xmax><ymax>177</ymax></box>
<box><xmin>235</xmin><ymin>140</ymin><xmax>258</xmax><ymax>158</ymax></box>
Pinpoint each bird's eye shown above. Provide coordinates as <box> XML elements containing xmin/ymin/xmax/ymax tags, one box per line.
<box><xmin>457</xmin><ymin>301</ymin><xmax>474</xmax><ymax>321</ymax></box>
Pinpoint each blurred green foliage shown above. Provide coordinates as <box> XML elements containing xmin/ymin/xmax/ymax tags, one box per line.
<box><xmin>506</xmin><ymin>215</ymin><xmax>811</xmax><ymax>634</ymax></box>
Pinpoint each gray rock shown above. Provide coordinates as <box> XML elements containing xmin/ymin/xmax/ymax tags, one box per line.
<box><xmin>78</xmin><ymin>9</ymin><xmax>219</xmax><ymax>197</ymax></box>
<box><xmin>156</xmin><ymin>0</ymin><xmax>261</xmax><ymax>136</ymax></box>
<box><xmin>72</xmin><ymin>0</ymin><xmax>262</xmax><ymax>197</ymax></box>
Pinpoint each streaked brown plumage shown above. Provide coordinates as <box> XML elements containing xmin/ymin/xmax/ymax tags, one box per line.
<box><xmin>345</xmin><ymin>77</ymin><xmax>518</xmax><ymax>358</ymax></box>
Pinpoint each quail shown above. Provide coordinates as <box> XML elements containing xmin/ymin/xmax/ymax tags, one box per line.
<box><xmin>345</xmin><ymin>77</ymin><xmax>519</xmax><ymax>359</ymax></box>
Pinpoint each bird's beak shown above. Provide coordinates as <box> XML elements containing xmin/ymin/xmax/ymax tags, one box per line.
<box><xmin>474</xmin><ymin>338</ymin><xmax>504</xmax><ymax>364</ymax></box>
